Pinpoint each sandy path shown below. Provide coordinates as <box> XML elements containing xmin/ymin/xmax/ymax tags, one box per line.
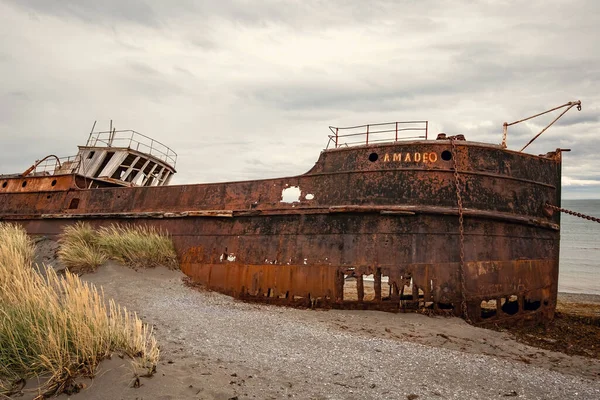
<box><xmin>45</xmin><ymin>263</ymin><xmax>597</xmax><ymax>400</ymax></box>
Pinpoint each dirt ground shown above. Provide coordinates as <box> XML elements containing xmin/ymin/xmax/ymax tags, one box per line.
<box><xmin>9</xmin><ymin>240</ymin><xmax>600</xmax><ymax>399</ymax></box>
<box><xmin>503</xmin><ymin>293</ymin><xmax>600</xmax><ymax>359</ymax></box>
<box><xmin>341</xmin><ymin>277</ymin><xmax>600</xmax><ymax>362</ymax></box>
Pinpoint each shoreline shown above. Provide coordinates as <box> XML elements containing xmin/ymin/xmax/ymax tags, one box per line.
<box><xmin>14</xmin><ymin>262</ymin><xmax>600</xmax><ymax>399</ymax></box>
<box><xmin>557</xmin><ymin>291</ymin><xmax>600</xmax><ymax>304</ymax></box>
<box><xmin>56</xmin><ymin>264</ymin><xmax>600</xmax><ymax>399</ymax></box>
<box><xmin>19</xmin><ymin>239</ymin><xmax>600</xmax><ymax>399</ymax></box>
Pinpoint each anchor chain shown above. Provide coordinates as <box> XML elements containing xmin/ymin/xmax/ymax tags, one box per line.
<box><xmin>450</xmin><ymin>138</ymin><xmax>471</xmax><ymax>323</ymax></box>
<box><xmin>545</xmin><ymin>203</ymin><xmax>600</xmax><ymax>223</ymax></box>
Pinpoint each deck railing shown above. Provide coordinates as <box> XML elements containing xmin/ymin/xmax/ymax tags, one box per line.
<box><xmin>26</xmin><ymin>155</ymin><xmax>81</xmax><ymax>176</ymax></box>
<box><xmin>86</xmin><ymin>130</ymin><xmax>177</xmax><ymax>168</ymax></box>
<box><xmin>327</xmin><ymin>121</ymin><xmax>428</xmax><ymax>149</ymax></box>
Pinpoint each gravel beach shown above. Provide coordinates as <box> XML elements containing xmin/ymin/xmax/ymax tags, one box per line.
<box><xmin>35</xmin><ymin>263</ymin><xmax>594</xmax><ymax>400</ymax></box>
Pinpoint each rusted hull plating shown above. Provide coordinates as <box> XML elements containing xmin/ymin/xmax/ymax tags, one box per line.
<box><xmin>0</xmin><ymin>140</ymin><xmax>562</xmax><ymax>325</ymax></box>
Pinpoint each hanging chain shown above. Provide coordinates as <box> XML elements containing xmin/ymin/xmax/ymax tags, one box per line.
<box><xmin>450</xmin><ymin>138</ymin><xmax>471</xmax><ymax>323</ymax></box>
<box><xmin>545</xmin><ymin>203</ymin><xmax>600</xmax><ymax>223</ymax></box>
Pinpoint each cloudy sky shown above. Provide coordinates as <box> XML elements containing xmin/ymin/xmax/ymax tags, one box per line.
<box><xmin>0</xmin><ymin>0</ymin><xmax>598</xmax><ymax>198</ymax></box>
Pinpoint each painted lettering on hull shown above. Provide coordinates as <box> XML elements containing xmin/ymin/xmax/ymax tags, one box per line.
<box><xmin>382</xmin><ymin>152</ymin><xmax>438</xmax><ymax>163</ymax></box>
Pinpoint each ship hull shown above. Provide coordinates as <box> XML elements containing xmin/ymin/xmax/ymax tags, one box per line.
<box><xmin>0</xmin><ymin>140</ymin><xmax>563</xmax><ymax>325</ymax></box>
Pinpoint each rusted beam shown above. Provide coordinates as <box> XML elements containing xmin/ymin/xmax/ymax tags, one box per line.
<box><xmin>357</xmin><ymin>275</ymin><xmax>364</xmax><ymax>302</ymax></box>
<box><xmin>374</xmin><ymin>269</ymin><xmax>382</xmax><ymax>302</ymax></box>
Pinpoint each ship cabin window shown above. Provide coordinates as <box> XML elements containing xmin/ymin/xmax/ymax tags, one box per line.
<box><xmin>368</xmin><ymin>152</ymin><xmax>379</xmax><ymax>162</ymax></box>
<box><xmin>93</xmin><ymin>152</ymin><xmax>115</xmax><ymax>178</ymax></box>
<box><xmin>51</xmin><ymin>179</ymin><xmax>57</xmax><ymax>186</ymax></box>
<box><xmin>87</xmin><ymin>151</ymin><xmax>95</xmax><ymax>159</ymax></box>
<box><xmin>111</xmin><ymin>167</ymin><xmax>128</xmax><ymax>180</ymax></box>
<box><xmin>22</xmin><ymin>181</ymin><xmax>27</xmax><ymax>188</ymax></box>
<box><xmin>68</xmin><ymin>198</ymin><xmax>80</xmax><ymax>209</ymax></box>
<box><xmin>2</xmin><ymin>182</ymin><xmax>6</xmax><ymax>188</ymax></box>
<box><xmin>441</xmin><ymin>150</ymin><xmax>452</xmax><ymax>161</ymax></box>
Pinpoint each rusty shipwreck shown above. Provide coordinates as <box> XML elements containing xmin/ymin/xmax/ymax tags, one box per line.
<box><xmin>0</xmin><ymin>101</ymin><xmax>583</xmax><ymax>325</ymax></box>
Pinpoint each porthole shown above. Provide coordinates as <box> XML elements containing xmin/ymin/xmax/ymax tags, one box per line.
<box><xmin>441</xmin><ymin>150</ymin><xmax>452</xmax><ymax>161</ymax></box>
<box><xmin>368</xmin><ymin>152</ymin><xmax>379</xmax><ymax>162</ymax></box>
<box><xmin>51</xmin><ymin>179</ymin><xmax>57</xmax><ymax>186</ymax></box>
<box><xmin>1</xmin><ymin>182</ymin><xmax>6</xmax><ymax>188</ymax></box>
<box><xmin>22</xmin><ymin>181</ymin><xmax>27</xmax><ymax>188</ymax></box>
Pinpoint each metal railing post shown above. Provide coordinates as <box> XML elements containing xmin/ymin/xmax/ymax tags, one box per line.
<box><xmin>395</xmin><ymin>122</ymin><xmax>398</xmax><ymax>141</ymax></box>
<box><xmin>335</xmin><ymin>128</ymin><xmax>339</xmax><ymax>148</ymax></box>
<box><xmin>366</xmin><ymin>124</ymin><xmax>369</xmax><ymax>145</ymax></box>
<box><xmin>425</xmin><ymin>121</ymin><xmax>428</xmax><ymax>140</ymax></box>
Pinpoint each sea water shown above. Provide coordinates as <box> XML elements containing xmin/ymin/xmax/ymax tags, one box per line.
<box><xmin>559</xmin><ymin>199</ymin><xmax>600</xmax><ymax>294</ymax></box>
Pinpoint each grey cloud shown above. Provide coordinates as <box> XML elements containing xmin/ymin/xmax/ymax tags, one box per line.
<box><xmin>172</xmin><ymin>66</ymin><xmax>196</xmax><ymax>77</ymax></box>
<box><xmin>241</xmin><ymin>157</ymin><xmax>316</xmax><ymax>179</ymax></box>
<box><xmin>1</xmin><ymin>0</ymin><xmax>599</xmax><ymax>198</ymax></box>
<box><xmin>188</xmin><ymin>37</ymin><xmax>220</xmax><ymax>51</ymax></box>
<box><xmin>179</xmin><ymin>141</ymin><xmax>254</xmax><ymax>149</ymax></box>
<box><xmin>4</xmin><ymin>0</ymin><xmax>158</xmax><ymax>26</ymax></box>
<box><xmin>244</xmin><ymin>79</ymin><xmax>458</xmax><ymax>113</ymax></box>
<box><xmin>128</xmin><ymin>62</ymin><xmax>160</xmax><ymax>76</ymax></box>
<box><xmin>555</xmin><ymin>111</ymin><xmax>599</xmax><ymax>127</ymax></box>
<box><xmin>562</xmin><ymin>186</ymin><xmax>600</xmax><ymax>202</ymax></box>
<box><xmin>8</xmin><ymin>91</ymin><xmax>29</xmax><ymax>99</ymax></box>
<box><xmin>109</xmin><ymin>63</ymin><xmax>186</xmax><ymax>100</ymax></box>
<box><xmin>241</xmin><ymin>52</ymin><xmax>595</xmax><ymax>115</ymax></box>
<box><xmin>4</xmin><ymin>0</ymin><xmax>409</xmax><ymax>28</ymax></box>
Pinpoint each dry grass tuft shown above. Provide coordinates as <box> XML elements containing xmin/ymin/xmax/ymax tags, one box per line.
<box><xmin>0</xmin><ymin>223</ymin><xmax>159</xmax><ymax>397</ymax></box>
<box><xmin>58</xmin><ymin>222</ymin><xmax>107</xmax><ymax>273</ymax></box>
<box><xmin>98</xmin><ymin>224</ymin><xmax>178</xmax><ymax>269</ymax></box>
<box><xmin>58</xmin><ymin>223</ymin><xmax>178</xmax><ymax>272</ymax></box>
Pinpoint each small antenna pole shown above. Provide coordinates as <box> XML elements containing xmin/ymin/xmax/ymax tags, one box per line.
<box><xmin>87</xmin><ymin>120</ymin><xmax>97</xmax><ymax>146</ymax></box>
<box><xmin>108</xmin><ymin>120</ymin><xmax>115</xmax><ymax>146</ymax></box>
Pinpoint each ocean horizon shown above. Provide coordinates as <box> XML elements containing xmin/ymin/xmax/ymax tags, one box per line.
<box><xmin>559</xmin><ymin>199</ymin><xmax>600</xmax><ymax>295</ymax></box>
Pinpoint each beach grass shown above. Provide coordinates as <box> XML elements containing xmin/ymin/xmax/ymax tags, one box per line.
<box><xmin>58</xmin><ymin>222</ymin><xmax>178</xmax><ymax>271</ymax></box>
<box><xmin>0</xmin><ymin>223</ymin><xmax>159</xmax><ymax>397</ymax></box>
<box><xmin>58</xmin><ymin>222</ymin><xmax>107</xmax><ymax>273</ymax></box>
<box><xmin>98</xmin><ymin>224</ymin><xmax>178</xmax><ymax>269</ymax></box>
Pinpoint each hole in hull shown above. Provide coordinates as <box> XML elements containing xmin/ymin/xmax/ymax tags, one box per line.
<box><xmin>68</xmin><ymin>198</ymin><xmax>80</xmax><ymax>210</ymax></box>
<box><xmin>343</xmin><ymin>275</ymin><xmax>358</xmax><ymax>301</ymax></box>
<box><xmin>501</xmin><ymin>295</ymin><xmax>519</xmax><ymax>315</ymax></box>
<box><xmin>481</xmin><ymin>299</ymin><xmax>497</xmax><ymax>319</ymax></box>
<box><xmin>524</xmin><ymin>299</ymin><xmax>541</xmax><ymax>311</ymax></box>
<box><xmin>280</xmin><ymin>186</ymin><xmax>301</xmax><ymax>203</ymax></box>
<box><xmin>342</xmin><ymin>273</ymin><xmax>391</xmax><ymax>302</ymax></box>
